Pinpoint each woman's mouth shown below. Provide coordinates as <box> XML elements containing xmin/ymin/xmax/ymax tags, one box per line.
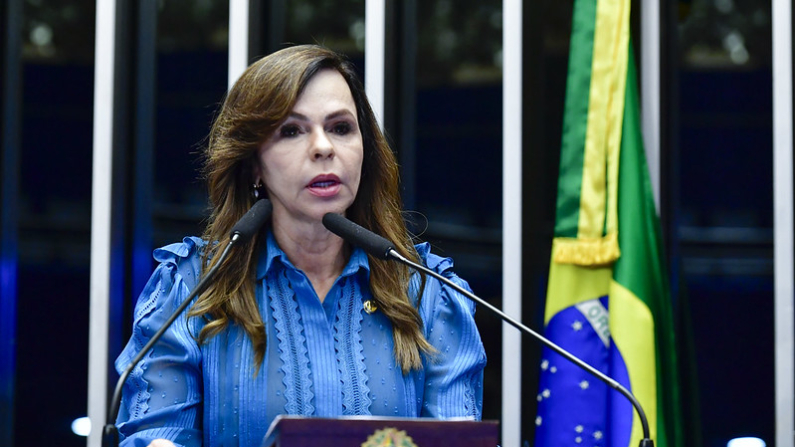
<box><xmin>306</xmin><ymin>174</ymin><xmax>342</xmax><ymax>197</ymax></box>
<box><xmin>310</xmin><ymin>180</ymin><xmax>337</xmax><ymax>188</ymax></box>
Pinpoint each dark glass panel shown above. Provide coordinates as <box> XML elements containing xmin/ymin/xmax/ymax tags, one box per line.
<box><xmin>15</xmin><ymin>1</ymin><xmax>95</xmax><ymax>445</ymax></box>
<box><xmin>675</xmin><ymin>0</ymin><xmax>774</xmax><ymax>444</ymax></box>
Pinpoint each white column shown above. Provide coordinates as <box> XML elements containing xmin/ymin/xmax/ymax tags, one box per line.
<box><xmin>87</xmin><ymin>0</ymin><xmax>117</xmax><ymax>445</ymax></box>
<box><xmin>773</xmin><ymin>0</ymin><xmax>794</xmax><ymax>445</ymax></box>
<box><xmin>641</xmin><ymin>0</ymin><xmax>661</xmax><ymax>211</ymax></box>
<box><xmin>228</xmin><ymin>0</ymin><xmax>250</xmax><ymax>90</ymax></box>
<box><xmin>502</xmin><ymin>0</ymin><xmax>522</xmax><ymax>445</ymax></box>
<box><xmin>364</xmin><ymin>0</ymin><xmax>385</xmax><ymax>128</ymax></box>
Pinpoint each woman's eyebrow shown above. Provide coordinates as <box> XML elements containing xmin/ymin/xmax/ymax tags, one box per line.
<box><xmin>286</xmin><ymin>111</ymin><xmax>310</xmax><ymax>121</ymax></box>
<box><xmin>325</xmin><ymin>109</ymin><xmax>356</xmax><ymax>120</ymax></box>
<box><xmin>286</xmin><ymin>109</ymin><xmax>356</xmax><ymax>122</ymax></box>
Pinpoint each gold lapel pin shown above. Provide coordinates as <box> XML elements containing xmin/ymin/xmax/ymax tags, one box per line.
<box><xmin>363</xmin><ymin>300</ymin><xmax>378</xmax><ymax>314</ymax></box>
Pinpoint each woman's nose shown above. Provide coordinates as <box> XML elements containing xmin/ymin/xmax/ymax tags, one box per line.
<box><xmin>311</xmin><ymin>130</ymin><xmax>335</xmax><ymax>159</ymax></box>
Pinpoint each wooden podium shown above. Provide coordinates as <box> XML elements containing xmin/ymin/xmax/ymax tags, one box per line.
<box><xmin>261</xmin><ymin>415</ymin><xmax>499</xmax><ymax>447</ymax></box>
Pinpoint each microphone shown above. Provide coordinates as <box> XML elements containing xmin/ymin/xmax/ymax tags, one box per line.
<box><xmin>102</xmin><ymin>199</ymin><xmax>272</xmax><ymax>447</ymax></box>
<box><xmin>231</xmin><ymin>198</ymin><xmax>273</xmax><ymax>243</ymax></box>
<box><xmin>322</xmin><ymin>213</ymin><xmax>654</xmax><ymax>447</ymax></box>
<box><xmin>322</xmin><ymin>213</ymin><xmax>393</xmax><ymax>260</ymax></box>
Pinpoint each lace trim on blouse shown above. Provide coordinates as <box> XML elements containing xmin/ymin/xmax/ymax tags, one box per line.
<box><xmin>334</xmin><ymin>277</ymin><xmax>372</xmax><ymax>415</ymax></box>
<box><xmin>269</xmin><ymin>269</ymin><xmax>315</xmax><ymax>415</ymax></box>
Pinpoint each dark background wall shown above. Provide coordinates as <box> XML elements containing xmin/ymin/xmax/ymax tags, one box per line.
<box><xmin>0</xmin><ymin>0</ymin><xmax>778</xmax><ymax>446</ymax></box>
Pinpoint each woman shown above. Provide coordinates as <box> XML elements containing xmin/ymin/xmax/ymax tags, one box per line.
<box><xmin>115</xmin><ymin>45</ymin><xmax>486</xmax><ymax>447</ymax></box>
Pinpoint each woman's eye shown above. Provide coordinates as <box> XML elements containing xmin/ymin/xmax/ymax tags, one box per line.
<box><xmin>280</xmin><ymin>124</ymin><xmax>300</xmax><ymax>138</ymax></box>
<box><xmin>331</xmin><ymin>122</ymin><xmax>352</xmax><ymax>135</ymax></box>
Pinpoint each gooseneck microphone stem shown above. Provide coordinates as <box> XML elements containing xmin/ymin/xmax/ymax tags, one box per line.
<box><xmin>102</xmin><ymin>240</ymin><xmax>234</xmax><ymax>447</ymax></box>
<box><xmin>387</xmin><ymin>249</ymin><xmax>653</xmax><ymax>446</ymax></box>
<box><xmin>321</xmin><ymin>212</ymin><xmax>653</xmax><ymax>447</ymax></box>
<box><xmin>103</xmin><ymin>199</ymin><xmax>272</xmax><ymax>447</ymax></box>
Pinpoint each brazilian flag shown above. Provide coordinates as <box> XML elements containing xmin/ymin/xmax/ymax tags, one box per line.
<box><xmin>534</xmin><ymin>1</ymin><xmax>684</xmax><ymax>447</ymax></box>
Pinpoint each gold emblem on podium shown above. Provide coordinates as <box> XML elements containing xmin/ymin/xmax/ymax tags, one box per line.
<box><xmin>361</xmin><ymin>427</ymin><xmax>417</xmax><ymax>447</ymax></box>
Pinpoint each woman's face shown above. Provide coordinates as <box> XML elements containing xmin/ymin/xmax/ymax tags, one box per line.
<box><xmin>254</xmin><ymin>68</ymin><xmax>364</xmax><ymax>226</ymax></box>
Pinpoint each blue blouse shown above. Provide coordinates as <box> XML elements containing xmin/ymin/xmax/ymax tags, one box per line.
<box><xmin>115</xmin><ymin>233</ymin><xmax>486</xmax><ymax>447</ymax></box>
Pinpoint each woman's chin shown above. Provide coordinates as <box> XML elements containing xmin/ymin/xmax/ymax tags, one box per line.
<box><xmin>312</xmin><ymin>196</ymin><xmax>355</xmax><ymax>220</ymax></box>
<box><xmin>270</xmin><ymin>194</ymin><xmax>355</xmax><ymax>224</ymax></box>
<box><xmin>280</xmin><ymin>205</ymin><xmax>352</xmax><ymax>227</ymax></box>
<box><xmin>312</xmin><ymin>205</ymin><xmax>349</xmax><ymax>222</ymax></box>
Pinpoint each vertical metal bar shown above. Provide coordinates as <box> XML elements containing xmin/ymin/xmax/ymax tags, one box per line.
<box><xmin>398</xmin><ymin>0</ymin><xmax>417</xmax><ymax>212</ymax></box>
<box><xmin>383</xmin><ymin>0</ymin><xmax>417</xmax><ymax>211</ymax></box>
<box><xmin>264</xmin><ymin>0</ymin><xmax>286</xmax><ymax>55</ymax></box>
<box><xmin>0</xmin><ymin>0</ymin><xmax>22</xmax><ymax>445</ymax></box>
<box><xmin>249</xmin><ymin>0</ymin><xmax>287</xmax><ymax>58</ymax></box>
<box><xmin>131</xmin><ymin>0</ymin><xmax>157</xmax><ymax>304</ymax></box>
<box><xmin>109</xmin><ymin>0</ymin><xmax>133</xmax><ymax>403</ymax></box>
<box><xmin>247</xmin><ymin>0</ymin><xmax>262</xmax><ymax>58</ymax></box>
<box><xmin>228</xmin><ymin>0</ymin><xmax>250</xmax><ymax>89</ymax></box>
<box><xmin>87</xmin><ymin>0</ymin><xmax>117</xmax><ymax>445</ymax></box>
<box><xmin>365</xmin><ymin>0</ymin><xmax>386</xmax><ymax>128</ymax></box>
<box><xmin>502</xmin><ymin>0</ymin><xmax>522</xmax><ymax>444</ymax></box>
<box><xmin>641</xmin><ymin>0</ymin><xmax>661</xmax><ymax>212</ymax></box>
<box><xmin>773</xmin><ymin>0</ymin><xmax>794</xmax><ymax>445</ymax></box>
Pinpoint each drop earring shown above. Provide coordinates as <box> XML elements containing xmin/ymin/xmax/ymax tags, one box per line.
<box><xmin>252</xmin><ymin>182</ymin><xmax>265</xmax><ymax>200</ymax></box>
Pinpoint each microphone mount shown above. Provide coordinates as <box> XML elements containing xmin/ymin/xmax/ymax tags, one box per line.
<box><xmin>321</xmin><ymin>213</ymin><xmax>653</xmax><ymax>447</ymax></box>
<box><xmin>385</xmin><ymin>248</ymin><xmax>654</xmax><ymax>447</ymax></box>
<box><xmin>102</xmin><ymin>199</ymin><xmax>271</xmax><ymax>447</ymax></box>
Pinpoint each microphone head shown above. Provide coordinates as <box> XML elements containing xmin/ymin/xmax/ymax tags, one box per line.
<box><xmin>322</xmin><ymin>213</ymin><xmax>395</xmax><ymax>260</ymax></box>
<box><xmin>230</xmin><ymin>199</ymin><xmax>273</xmax><ymax>243</ymax></box>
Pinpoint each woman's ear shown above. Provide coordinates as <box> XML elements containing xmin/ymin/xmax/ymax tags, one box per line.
<box><xmin>251</xmin><ymin>159</ymin><xmax>266</xmax><ymax>200</ymax></box>
<box><xmin>251</xmin><ymin>159</ymin><xmax>262</xmax><ymax>186</ymax></box>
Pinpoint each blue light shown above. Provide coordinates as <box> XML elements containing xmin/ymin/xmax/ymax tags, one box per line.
<box><xmin>727</xmin><ymin>437</ymin><xmax>766</xmax><ymax>447</ymax></box>
<box><xmin>71</xmin><ymin>417</ymin><xmax>91</xmax><ymax>437</ymax></box>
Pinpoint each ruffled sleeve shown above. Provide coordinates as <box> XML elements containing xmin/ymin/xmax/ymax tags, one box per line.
<box><xmin>413</xmin><ymin>243</ymin><xmax>487</xmax><ymax>420</ymax></box>
<box><xmin>114</xmin><ymin>237</ymin><xmax>206</xmax><ymax>447</ymax></box>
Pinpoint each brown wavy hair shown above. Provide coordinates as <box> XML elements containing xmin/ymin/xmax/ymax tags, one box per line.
<box><xmin>190</xmin><ymin>44</ymin><xmax>433</xmax><ymax>373</ymax></box>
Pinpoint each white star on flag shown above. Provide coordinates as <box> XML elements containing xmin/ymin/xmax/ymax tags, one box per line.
<box><xmin>579</xmin><ymin>380</ymin><xmax>589</xmax><ymax>390</ymax></box>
